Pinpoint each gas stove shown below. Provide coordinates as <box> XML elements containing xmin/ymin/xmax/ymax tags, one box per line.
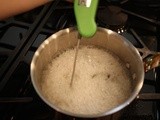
<box><xmin>0</xmin><ymin>0</ymin><xmax>160</xmax><ymax>120</ymax></box>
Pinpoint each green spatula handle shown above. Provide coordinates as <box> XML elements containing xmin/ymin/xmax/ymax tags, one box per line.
<box><xmin>74</xmin><ymin>0</ymin><xmax>99</xmax><ymax>38</ymax></box>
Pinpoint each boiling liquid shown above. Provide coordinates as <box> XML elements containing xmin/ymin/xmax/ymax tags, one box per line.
<box><xmin>41</xmin><ymin>46</ymin><xmax>132</xmax><ymax>115</ymax></box>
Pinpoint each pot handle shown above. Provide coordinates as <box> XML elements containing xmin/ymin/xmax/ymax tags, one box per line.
<box><xmin>143</xmin><ymin>53</ymin><xmax>160</xmax><ymax>72</ymax></box>
<box><xmin>136</xmin><ymin>93</ymin><xmax>160</xmax><ymax>101</ymax></box>
<box><xmin>130</xmin><ymin>29</ymin><xmax>160</xmax><ymax>72</ymax></box>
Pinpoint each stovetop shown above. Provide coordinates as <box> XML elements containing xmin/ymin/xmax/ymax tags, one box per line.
<box><xmin>0</xmin><ymin>0</ymin><xmax>160</xmax><ymax>120</ymax></box>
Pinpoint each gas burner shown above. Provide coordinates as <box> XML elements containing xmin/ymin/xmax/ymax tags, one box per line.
<box><xmin>97</xmin><ymin>6</ymin><xmax>128</xmax><ymax>32</ymax></box>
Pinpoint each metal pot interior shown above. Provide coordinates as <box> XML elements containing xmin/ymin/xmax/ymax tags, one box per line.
<box><xmin>30</xmin><ymin>27</ymin><xmax>144</xmax><ymax>118</ymax></box>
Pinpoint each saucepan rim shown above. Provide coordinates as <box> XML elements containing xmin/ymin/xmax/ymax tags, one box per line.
<box><xmin>30</xmin><ymin>27</ymin><xmax>144</xmax><ymax>118</ymax></box>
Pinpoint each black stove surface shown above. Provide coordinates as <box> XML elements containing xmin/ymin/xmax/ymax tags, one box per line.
<box><xmin>0</xmin><ymin>0</ymin><xmax>160</xmax><ymax>120</ymax></box>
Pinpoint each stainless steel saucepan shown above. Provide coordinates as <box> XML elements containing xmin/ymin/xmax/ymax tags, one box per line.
<box><xmin>30</xmin><ymin>27</ymin><xmax>159</xmax><ymax>118</ymax></box>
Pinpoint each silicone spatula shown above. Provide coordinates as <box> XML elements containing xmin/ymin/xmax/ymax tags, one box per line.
<box><xmin>74</xmin><ymin>0</ymin><xmax>99</xmax><ymax>38</ymax></box>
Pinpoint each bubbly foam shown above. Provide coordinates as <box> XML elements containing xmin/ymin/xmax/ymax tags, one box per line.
<box><xmin>41</xmin><ymin>46</ymin><xmax>132</xmax><ymax>115</ymax></box>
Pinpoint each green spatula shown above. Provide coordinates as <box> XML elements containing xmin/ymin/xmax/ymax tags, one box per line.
<box><xmin>74</xmin><ymin>0</ymin><xmax>99</xmax><ymax>38</ymax></box>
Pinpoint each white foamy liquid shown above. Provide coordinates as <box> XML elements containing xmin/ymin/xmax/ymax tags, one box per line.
<box><xmin>41</xmin><ymin>46</ymin><xmax>132</xmax><ymax>115</ymax></box>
